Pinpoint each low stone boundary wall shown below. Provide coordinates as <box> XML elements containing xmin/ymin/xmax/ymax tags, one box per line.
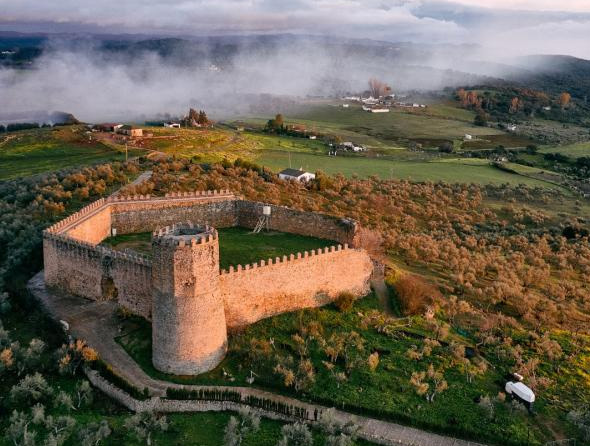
<box><xmin>84</xmin><ymin>368</ymin><xmax>487</xmax><ymax>446</ymax></box>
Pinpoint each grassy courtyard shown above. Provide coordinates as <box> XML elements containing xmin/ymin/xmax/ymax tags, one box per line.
<box><xmin>102</xmin><ymin>227</ymin><xmax>337</xmax><ymax>270</ymax></box>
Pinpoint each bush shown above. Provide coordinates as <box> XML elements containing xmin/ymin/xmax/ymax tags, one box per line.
<box><xmin>393</xmin><ymin>274</ymin><xmax>441</xmax><ymax>316</ymax></box>
<box><xmin>438</xmin><ymin>142</ymin><xmax>454</xmax><ymax>153</ymax></box>
<box><xmin>334</xmin><ymin>292</ymin><xmax>355</xmax><ymax>312</ymax></box>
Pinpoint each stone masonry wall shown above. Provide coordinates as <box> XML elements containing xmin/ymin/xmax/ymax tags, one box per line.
<box><xmin>43</xmin><ymin>233</ymin><xmax>153</xmax><ymax>317</ymax></box>
<box><xmin>237</xmin><ymin>201</ymin><xmax>359</xmax><ymax>247</ymax></box>
<box><xmin>43</xmin><ymin>191</ymin><xmax>370</xmax><ymax>325</ymax></box>
<box><xmin>110</xmin><ymin>192</ymin><xmax>238</xmax><ymax>234</ymax></box>
<box><xmin>65</xmin><ymin>204</ymin><xmax>112</xmax><ymax>244</ymax></box>
<box><xmin>219</xmin><ymin>245</ymin><xmax>373</xmax><ymax>328</ymax></box>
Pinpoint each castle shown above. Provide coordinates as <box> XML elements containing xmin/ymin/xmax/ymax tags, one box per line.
<box><xmin>43</xmin><ymin>191</ymin><xmax>373</xmax><ymax>375</ymax></box>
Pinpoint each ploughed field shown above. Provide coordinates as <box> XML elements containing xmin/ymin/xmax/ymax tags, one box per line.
<box><xmin>101</xmin><ymin>227</ymin><xmax>337</xmax><ymax>270</ymax></box>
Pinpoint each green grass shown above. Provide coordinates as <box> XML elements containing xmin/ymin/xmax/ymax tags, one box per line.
<box><xmin>256</xmin><ymin>150</ymin><xmax>566</xmax><ymax>188</ymax></box>
<box><xmin>0</xmin><ymin>127</ymin><xmax>143</xmax><ymax>180</ymax></box>
<box><xmin>102</xmin><ymin>227</ymin><xmax>337</xmax><ymax>270</ymax></box>
<box><xmin>0</xmin><ymin>294</ymin><xmax>375</xmax><ymax>446</ymax></box>
<box><xmin>539</xmin><ymin>141</ymin><xmax>590</xmax><ymax>158</ymax></box>
<box><xmin>116</xmin><ymin>293</ymin><xmax>552</xmax><ymax>446</ymax></box>
<box><xmin>288</xmin><ymin>104</ymin><xmax>505</xmax><ymax>143</ymax></box>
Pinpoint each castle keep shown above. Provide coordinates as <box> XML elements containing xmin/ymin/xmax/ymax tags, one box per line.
<box><xmin>43</xmin><ymin>191</ymin><xmax>373</xmax><ymax>375</ymax></box>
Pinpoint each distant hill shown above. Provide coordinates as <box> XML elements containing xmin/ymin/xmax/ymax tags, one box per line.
<box><xmin>1</xmin><ymin>33</ymin><xmax>589</xmax><ymax>98</ymax></box>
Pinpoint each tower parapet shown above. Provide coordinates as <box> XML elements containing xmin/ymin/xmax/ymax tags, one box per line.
<box><xmin>151</xmin><ymin>223</ymin><xmax>227</xmax><ymax>375</ymax></box>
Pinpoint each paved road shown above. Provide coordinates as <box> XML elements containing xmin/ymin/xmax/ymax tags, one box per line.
<box><xmin>28</xmin><ymin>272</ymin><xmax>486</xmax><ymax>446</ymax></box>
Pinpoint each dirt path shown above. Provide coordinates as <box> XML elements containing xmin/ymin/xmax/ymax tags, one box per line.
<box><xmin>28</xmin><ymin>272</ymin><xmax>486</xmax><ymax>446</ymax></box>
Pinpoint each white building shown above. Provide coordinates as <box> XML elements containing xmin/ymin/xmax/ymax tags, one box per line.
<box><xmin>464</xmin><ymin>134</ymin><xmax>473</xmax><ymax>141</ymax></box>
<box><xmin>164</xmin><ymin>122</ymin><xmax>181</xmax><ymax>128</ymax></box>
<box><xmin>278</xmin><ymin>168</ymin><xmax>316</xmax><ymax>182</ymax></box>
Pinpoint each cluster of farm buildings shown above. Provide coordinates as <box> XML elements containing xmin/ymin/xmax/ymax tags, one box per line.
<box><xmin>342</xmin><ymin>94</ymin><xmax>427</xmax><ymax>113</ymax></box>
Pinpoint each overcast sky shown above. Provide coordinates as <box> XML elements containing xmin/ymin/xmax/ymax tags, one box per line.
<box><xmin>1</xmin><ymin>1</ymin><xmax>590</xmax><ymax>57</ymax></box>
<box><xmin>1</xmin><ymin>1</ymin><xmax>589</xmax><ymax>59</ymax></box>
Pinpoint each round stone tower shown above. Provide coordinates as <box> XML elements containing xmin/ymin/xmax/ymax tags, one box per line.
<box><xmin>151</xmin><ymin>223</ymin><xmax>227</xmax><ymax>375</ymax></box>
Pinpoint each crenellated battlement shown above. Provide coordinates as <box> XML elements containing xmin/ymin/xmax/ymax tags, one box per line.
<box><xmin>220</xmin><ymin>244</ymin><xmax>350</xmax><ymax>275</ymax></box>
<box><xmin>152</xmin><ymin>223</ymin><xmax>219</xmax><ymax>248</ymax></box>
<box><xmin>44</xmin><ymin>230</ymin><xmax>151</xmax><ymax>268</ymax></box>
<box><xmin>45</xmin><ymin>198</ymin><xmax>107</xmax><ymax>234</ymax></box>
<box><xmin>108</xmin><ymin>189</ymin><xmax>233</xmax><ymax>203</ymax></box>
<box><xmin>43</xmin><ymin>187</ymin><xmax>372</xmax><ymax>375</ymax></box>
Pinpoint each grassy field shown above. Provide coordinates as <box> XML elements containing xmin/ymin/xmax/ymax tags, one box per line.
<box><xmin>0</xmin><ymin>127</ymin><xmax>143</xmax><ymax>180</ymax></box>
<box><xmin>116</xmin><ymin>292</ymin><xmax>564</xmax><ymax>446</ymax></box>
<box><xmin>139</xmin><ymin>126</ymin><xmax>326</xmax><ymax>162</ymax></box>
<box><xmin>539</xmin><ymin>141</ymin><xmax>590</xmax><ymax>158</ymax></box>
<box><xmin>256</xmin><ymin>150</ymin><xmax>566</xmax><ymax>188</ymax></box>
<box><xmin>103</xmin><ymin>227</ymin><xmax>336</xmax><ymax>270</ymax></box>
<box><xmin>287</xmin><ymin>104</ymin><xmax>505</xmax><ymax>145</ymax></box>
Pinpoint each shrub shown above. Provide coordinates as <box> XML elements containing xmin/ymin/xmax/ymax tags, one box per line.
<box><xmin>393</xmin><ymin>274</ymin><xmax>441</xmax><ymax>316</ymax></box>
<box><xmin>334</xmin><ymin>292</ymin><xmax>355</xmax><ymax>312</ymax></box>
<box><xmin>438</xmin><ymin>142</ymin><xmax>454</xmax><ymax>153</ymax></box>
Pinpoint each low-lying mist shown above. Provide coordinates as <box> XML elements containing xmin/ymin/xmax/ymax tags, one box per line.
<box><xmin>0</xmin><ymin>37</ymin><xmax>561</xmax><ymax>123</ymax></box>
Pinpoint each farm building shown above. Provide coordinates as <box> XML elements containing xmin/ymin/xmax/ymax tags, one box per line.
<box><xmin>362</xmin><ymin>106</ymin><xmax>390</xmax><ymax>113</ymax></box>
<box><xmin>278</xmin><ymin>168</ymin><xmax>316</xmax><ymax>182</ymax></box>
<box><xmin>95</xmin><ymin>123</ymin><xmax>123</xmax><ymax>132</ymax></box>
<box><xmin>164</xmin><ymin>122</ymin><xmax>181</xmax><ymax>128</ymax></box>
<box><xmin>117</xmin><ymin>125</ymin><xmax>143</xmax><ymax>137</ymax></box>
<box><xmin>341</xmin><ymin>142</ymin><xmax>366</xmax><ymax>152</ymax></box>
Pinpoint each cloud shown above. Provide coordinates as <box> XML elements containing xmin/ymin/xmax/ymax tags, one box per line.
<box><xmin>2</xmin><ymin>1</ymin><xmax>590</xmax><ymax>57</ymax></box>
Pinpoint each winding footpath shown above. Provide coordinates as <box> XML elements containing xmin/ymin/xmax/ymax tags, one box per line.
<box><xmin>28</xmin><ymin>272</ymin><xmax>486</xmax><ymax>446</ymax></box>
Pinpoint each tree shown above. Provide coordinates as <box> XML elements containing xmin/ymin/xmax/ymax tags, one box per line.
<box><xmin>473</xmin><ymin>111</ymin><xmax>488</xmax><ymax>127</ymax></box>
<box><xmin>438</xmin><ymin>142</ymin><xmax>454</xmax><ymax>153</ymax></box>
<box><xmin>393</xmin><ymin>274</ymin><xmax>441</xmax><ymax>316</ymax></box>
<box><xmin>10</xmin><ymin>373</ymin><xmax>53</xmax><ymax>406</ymax></box>
<box><xmin>319</xmin><ymin>408</ymin><xmax>358</xmax><ymax>446</ymax></box>
<box><xmin>124</xmin><ymin>411</ymin><xmax>168</xmax><ymax>446</ymax></box>
<box><xmin>6</xmin><ymin>404</ymin><xmax>75</xmax><ymax>446</ymax></box>
<box><xmin>57</xmin><ymin>340</ymin><xmax>98</xmax><ymax>375</ymax></box>
<box><xmin>410</xmin><ymin>364</ymin><xmax>448</xmax><ymax>402</ymax></box>
<box><xmin>6</xmin><ymin>410</ymin><xmax>38</xmax><ymax>446</ymax></box>
<box><xmin>266</xmin><ymin>114</ymin><xmax>284</xmax><ymax>132</ymax></box>
<box><xmin>277</xmin><ymin>422</ymin><xmax>313</xmax><ymax>446</ymax></box>
<box><xmin>223</xmin><ymin>408</ymin><xmax>260</xmax><ymax>446</ymax></box>
<box><xmin>334</xmin><ymin>292</ymin><xmax>355</xmax><ymax>312</ymax></box>
<box><xmin>558</xmin><ymin>92</ymin><xmax>571</xmax><ymax>109</ymax></box>
<box><xmin>78</xmin><ymin>420</ymin><xmax>112</xmax><ymax>446</ymax></box>
<box><xmin>14</xmin><ymin>338</ymin><xmax>45</xmax><ymax>376</ymax></box>
<box><xmin>197</xmin><ymin>110</ymin><xmax>210</xmax><ymax>126</ymax></box>
<box><xmin>368</xmin><ymin>78</ymin><xmax>391</xmax><ymax>98</ymax></box>
<box><xmin>367</xmin><ymin>352</ymin><xmax>379</xmax><ymax>372</ymax></box>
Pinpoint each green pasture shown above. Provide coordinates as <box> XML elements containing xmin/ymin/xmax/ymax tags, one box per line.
<box><xmin>0</xmin><ymin>128</ymin><xmax>142</xmax><ymax>180</ymax></box>
<box><xmin>539</xmin><ymin>141</ymin><xmax>590</xmax><ymax>158</ymax></box>
<box><xmin>288</xmin><ymin>105</ymin><xmax>504</xmax><ymax>144</ymax></box>
<box><xmin>256</xmin><ymin>150</ymin><xmax>565</xmax><ymax>188</ymax></box>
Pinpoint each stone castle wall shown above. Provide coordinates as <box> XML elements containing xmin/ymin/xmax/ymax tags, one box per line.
<box><xmin>110</xmin><ymin>192</ymin><xmax>238</xmax><ymax>234</ymax></box>
<box><xmin>236</xmin><ymin>201</ymin><xmax>358</xmax><ymax>246</ymax></box>
<box><xmin>219</xmin><ymin>245</ymin><xmax>372</xmax><ymax>328</ymax></box>
<box><xmin>43</xmin><ymin>190</ymin><xmax>371</xmax><ymax>325</ymax></box>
